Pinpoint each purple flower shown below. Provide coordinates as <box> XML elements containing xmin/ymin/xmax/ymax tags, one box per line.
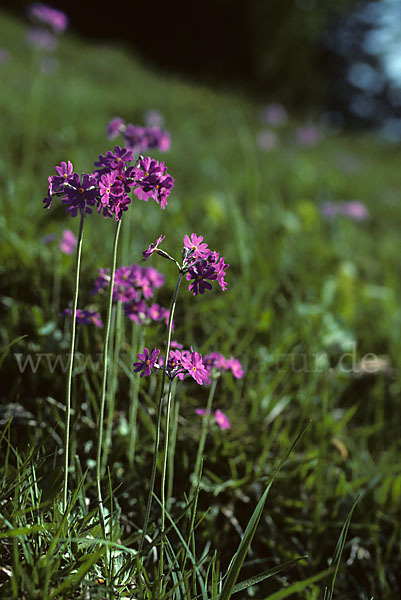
<box><xmin>142</xmin><ymin>235</ymin><xmax>166</xmax><ymax>261</ymax></box>
<box><xmin>26</xmin><ymin>27</ymin><xmax>57</xmax><ymax>50</ymax></box>
<box><xmin>27</xmin><ymin>3</ymin><xmax>69</xmax><ymax>33</ymax></box>
<box><xmin>134</xmin><ymin>157</ymin><xmax>174</xmax><ymax>209</ymax></box>
<box><xmin>215</xmin><ymin>409</ymin><xmax>231</xmax><ymax>430</ymax></box>
<box><xmin>181</xmin><ymin>350</ymin><xmax>209</xmax><ymax>385</ymax></box>
<box><xmin>62</xmin><ymin>308</ymin><xmax>103</xmax><ymax>328</ymax></box>
<box><xmin>195</xmin><ymin>408</ymin><xmax>211</xmax><ymax>416</ymax></box>
<box><xmin>59</xmin><ymin>229</ymin><xmax>77</xmax><ymax>255</ymax></box>
<box><xmin>61</xmin><ymin>173</ymin><xmax>98</xmax><ymax>217</ymax></box>
<box><xmin>340</xmin><ymin>201</ymin><xmax>369</xmax><ymax>221</ymax></box>
<box><xmin>95</xmin><ymin>145</ymin><xmax>134</xmax><ymax>171</ymax></box>
<box><xmin>122</xmin><ymin>123</ymin><xmax>171</xmax><ymax>153</ymax></box>
<box><xmin>144</xmin><ymin>109</ymin><xmax>164</xmax><ymax>128</ymax></box>
<box><xmin>123</xmin><ymin>299</ymin><xmax>148</xmax><ymax>323</ymax></box>
<box><xmin>186</xmin><ymin>260</ymin><xmax>218</xmax><ymax>296</ymax></box>
<box><xmin>107</xmin><ymin>117</ymin><xmax>125</xmax><ymax>140</ymax></box>
<box><xmin>226</xmin><ymin>356</ymin><xmax>244</xmax><ymax>379</ymax></box>
<box><xmin>183</xmin><ymin>233</ymin><xmax>210</xmax><ymax>260</ymax></box>
<box><xmin>320</xmin><ymin>202</ymin><xmax>340</xmax><ymax>220</ymax></box>
<box><xmin>133</xmin><ymin>347</ymin><xmax>160</xmax><ymax>377</ymax></box>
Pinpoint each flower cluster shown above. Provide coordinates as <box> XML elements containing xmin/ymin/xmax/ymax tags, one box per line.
<box><xmin>320</xmin><ymin>200</ymin><xmax>369</xmax><ymax>222</ymax></box>
<box><xmin>142</xmin><ymin>233</ymin><xmax>229</xmax><ymax>296</ymax></box>
<box><xmin>27</xmin><ymin>3</ymin><xmax>69</xmax><ymax>33</ymax></box>
<box><xmin>195</xmin><ymin>408</ymin><xmax>231</xmax><ymax>430</ymax></box>
<box><xmin>107</xmin><ymin>117</ymin><xmax>171</xmax><ymax>153</ymax></box>
<box><xmin>91</xmin><ymin>263</ymin><xmax>169</xmax><ymax>326</ymax></box>
<box><xmin>134</xmin><ymin>346</ymin><xmax>210</xmax><ymax>385</ymax></box>
<box><xmin>43</xmin><ymin>148</ymin><xmax>175</xmax><ymax>218</ymax></box>
<box><xmin>203</xmin><ymin>351</ymin><xmax>244</xmax><ymax>380</ymax></box>
<box><xmin>62</xmin><ymin>308</ymin><xmax>103</xmax><ymax>328</ymax></box>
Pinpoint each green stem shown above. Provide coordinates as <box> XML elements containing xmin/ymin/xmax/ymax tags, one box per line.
<box><xmin>139</xmin><ymin>271</ymin><xmax>183</xmax><ymax>553</ymax></box>
<box><xmin>190</xmin><ymin>376</ymin><xmax>218</xmax><ymax>500</ymax></box>
<box><xmin>160</xmin><ymin>377</ymin><xmax>174</xmax><ymax>582</ymax></box>
<box><xmin>96</xmin><ymin>218</ymin><xmax>123</xmax><ymax>542</ymax></box>
<box><xmin>63</xmin><ymin>211</ymin><xmax>85</xmax><ymax>513</ymax></box>
<box><xmin>102</xmin><ymin>300</ymin><xmax>123</xmax><ymax>472</ymax></box>
<box><xmin>167</xmin><ymin>379</ymin><xmax>179</xmax><ymax>506</ymax></box>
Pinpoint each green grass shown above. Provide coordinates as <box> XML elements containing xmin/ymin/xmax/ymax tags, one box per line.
<box><xmin>1</xmin><ymin>6</ymin><xmax>401</xmax><ymax>599</ymax></box>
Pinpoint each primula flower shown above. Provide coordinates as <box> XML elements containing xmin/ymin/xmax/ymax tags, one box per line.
<box><xmin>61</xmin><ymin>173</ymin><xmax>98</xmax><ymax>217</ymax></box>
<box><xmin>214</xmin><ymin>409</ymin><xmax>231</xmax><ymax>430</ymax></box>
<box><xmin>142</xmin><ymin>235</ymin><xmax>166</xmax><ymax>261</ymax></box>
<box><xmin>183</xmin><ymin>233</ymin><xmax>210</xmax><ymax>260</ymax></box>
<box><xmin>133</xmin><ymin>347</ymin><xmax>160</xmax><ymax>377</ymax></box>
<box><xmin>181</xmin><ymin>350</ymin><xmax>209</xmax><ymax>385</ymax></box>
<box><xmin>109</xmin><ymin>118</ymin><xmax>171</xmax><ymax>153</ymax></box>
<box><xmin>59</xmin><ymin>229</ymin><xmax>77</xmax><ymax>255</ymax></box>
<box><xmin>226</xmin><ymin>356</ymin><xmax>244</xmax><ymax>379</ymax></box>
<box><xmin>134</xmin><ymin>157</ymin><xmax>174</xmax><ymax>209</ymax></box>
<box><xmin>62</xmin><ymin>308</ymin><xmax>103</xmax><ymax>327</ymax></box>
<box><xmin>27</xmin><ymin>3</ymin><xmax>69</xmax><ymax>33</ymax></box>
<box><xmin>186</xmin><ymin>260</ymin><xmax>218</xmax><ymax>296</ymax></box>
<box><xmin>203</xmin><ymin>351</ymin><xmax>244</xmax><ymax>381</ymax></box>
<box><xmin>123</xmin><ymin>299</ymin><xmax>148</xmax><ymax>323</ymax></box>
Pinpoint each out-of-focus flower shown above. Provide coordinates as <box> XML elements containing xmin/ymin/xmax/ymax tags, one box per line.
<box><xmin>27</xmin><ymin>3</ymin><xmax>69</xmax><ymax>33</ymax></box>
<box><xmin>59</xmin><ymin>229</ymin><xmax>77</xmax><ymax>254</ymax></box>
<box><xmin>106</xmin><ymin>117</ymin><xmax>171</xmax><ymax>153</ymax></box>
<box><xmin>320</xmin><ymin>202</ymin><xmax>341</xmax><ymax>220</ymax></box>
<box><xmin>195</xmin><ymin>408</ymin><xmax>231</xmax><ymax>430</ymax></box>
<box><xmin>341</xmin><ymin>201</ymin><xmax>369</xmax><ymax>221</ymax></box>
<box><xmin>260</xmin><ymin>103</ymin><xmax>288</xmax><ymax>125</ymax></box>
<box><xmin>214</xmin><ymin>409</ymin><xmax>231</xmax><ymax>430</ymax></box>
<box><xmin>26</xmin><ymin>27</ymin><xmax>57</xmax><ymax>50</ymax></box>
<box><xmin>296</xmin><ymin>124</ymin><xmax>322</xmax><ymax>147</ymax></box>
<box><xmin>256</xmin><ymin>130</ymin><xmax>277</xmax><ymax>151</ymax></box>
<box><xmin>144</xmin><ymin>109</ymin><xmax>164</xmax><ymax>128</ymax></box>
<box><xmin>62</xmin><ymin>308</ymin><xmax>103</xmax><ymax>327</ymax></box>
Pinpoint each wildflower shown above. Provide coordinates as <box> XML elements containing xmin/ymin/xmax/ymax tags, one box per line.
<box><xmin>59</xmin><ymin>229</ymin><xmax>77</xmax><ymax>255</ymax></box>
<box><xmin>142</xmin><ymin>235</ymin><xmax>166</xmax><ymax>261</ymax></box>
<box><xmin>341</xmin><ymin>201</ymin><xmax>369</xmax><ymax>221</ymax></box>
<box><xmin>26</xmin><ymin>28</ymin><xmax>57</xmax><ymax>50</ymax></box>
<box><xmin>183</xmin><ymin>233</ymin><xmax>210</xmax><ymax>260</ymax></box>
<box><xmin>27</xmin><ymin>3</ymin><xmax>69</xmax><ymax>33</ymax></box>
<box><xmin>134</xmin><ymin>156</ymin><xmax>174</xmax><ymax>209</ymax></box>
<box><xmin>133</xmin><ymin>347</ymin><xmax>160</xmax><ymax>377</ymax></box>
<box><xmin>144</xmin><ymin>109</ymin><xmax>164</xmax><ymax>128</ymax></box>
<box><xmin>186</xmin><ymin>260</ymin><xmax>218</xmax><ymax>296</ymax></box>
<box><xmin>226</xmin><ymin>356</ymin><xmax>244</xmax><ymax>379</ymax></box>
<box><xmin>181</xmin><ymin>350</ymin><xmax>209</xmax><ymax>385</ymax></box>
<box><xmin>107</xmin><ymin>117</ymin><xmax>125</xmax><ymax>140</ymax></box>
<box><xmin>62</xmin><ymin>308</ymin><xmax>103</xmax><ymax>327</ymax></box>
<box><xmin>124</xmin><ymin>299</ymin><xmax>148</xmax><ymax>323</ymax></box>
<box><xmin>61</xmin><ymin>173</ymin><xmax>98</xmax><ymax>217</ymax></box>
<box><xmin>215</xmin><ymin>409</ymin><xmax>231</xmax><ymax>430</ymax></box>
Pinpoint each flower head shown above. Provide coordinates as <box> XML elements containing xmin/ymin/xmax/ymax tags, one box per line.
<box><xmin>215</xmin><ymin>409</ymin><xmax>231</xmax><ymax>430</ymax></box>
<box><xmin>27</xmin><ymin>3</ymin><xmax>69</xmax><ymax>33</ymax></box>
<box><xmin>133</xmin><ymin>347</ymin><xmax>160</xmax><ymax>377</ymax></box>
<box><xmin>181</xmin><ymin>350</ymin><xmax>209</xmax><ymax>385</ymax></box>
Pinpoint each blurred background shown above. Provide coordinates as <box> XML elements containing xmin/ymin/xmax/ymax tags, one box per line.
<box><xmin>3</xmin><ymin>0</ymin><xmax>401</xmax><ymax>136</ymax></box>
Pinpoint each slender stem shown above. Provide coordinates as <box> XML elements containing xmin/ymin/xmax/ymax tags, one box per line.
<box><xmin>102</xmin><ymin>300</ymin><xmax>123</xmax><ymax>472</ymax></box>
<box><xmin>139</xmin><ymin>271</ymin><xmax>183</xmax><ymax>552</ymax></box>
<box><xmin>167</xmin><ymin>380</ymin><xmax>179</xmax><ymax>506</ymax></box>
<box><xmin>160</xmin><ymin>377</ymin><xmax>174</xmax><ymax>582</ymax></box>
<box><xmin>96</xmin><ymin>218</ymin><xmax>123</xmax><ymax>541</ymax></box>
<box><xmin>190</xmin><ymin>376</ymin><xmax>218</xmax><ymax>500</ymax></box>
<box><xmin>63</xmin><ymin>211</ymin><xmax>85</xmax><ymax>513</ymax></box>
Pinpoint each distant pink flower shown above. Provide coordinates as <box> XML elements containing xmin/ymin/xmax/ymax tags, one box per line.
<box><xmin>59</xmin><ymin>229</ymin><xmax>77</xmax><ymax>254</ymax></box>
<box><xmin>195</xmin><ymin>408</ymin><xmax>211</xmax><ymax>416</ymax></box>
<box><xmin>144</xmin><ymin>109</ymin><xmax>164</xmax><ymax>128</ymax></box>
<box><xmin>320</xmin><ymin>202</ymin><xmax>340</xmax><ymax>220</ymax></box>
<box><xmin>341</xmin><ymin>201</ymin><xmax>369</xmax><ymax>221</ymax></box>
<box><xmin>26</xmin><ymin>27</ymin><xmax>57</xmax><ymax>50</ymax></box>
<box><xmin>215</xmin><ymin>409</ymin><xmax>231</xmax><ymax>430</ymax></box>
<box><xmin>27</xmin><ymin>3</ymin><xmax>69</xmax><ymax>33</ymax></box>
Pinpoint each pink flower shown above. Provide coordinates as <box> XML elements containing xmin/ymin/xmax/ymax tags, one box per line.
<box><xmin>215</xmin><ymin>409</ymin><xmax>231</xmax><ymax>430</ymax></box>
<box><xmin>296</xmin><ymin>124</ymin><xmax>322</xmax><ymax>147</ymax></box>
<box><xmin>59</xmin><ymin>229</ymin><xmax>77</xmax><ymax>254</ymax></box>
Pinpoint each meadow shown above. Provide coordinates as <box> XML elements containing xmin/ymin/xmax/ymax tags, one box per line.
<box><xmin>1</xmin><ymin>5</ymin><xmax>401</xmax><ymax>599</ymax></box>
